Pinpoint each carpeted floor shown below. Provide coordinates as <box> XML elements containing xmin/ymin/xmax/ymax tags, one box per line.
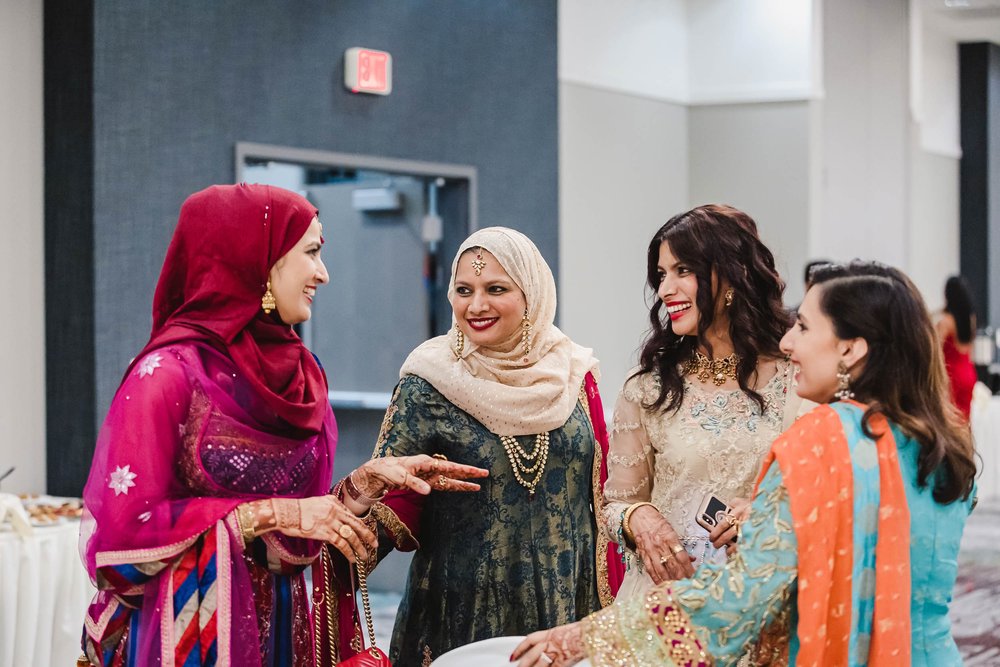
<box><xmin>953</xmin><ymin>496</ymin><xmax>1000</xmax><ymax>665</ymax></box>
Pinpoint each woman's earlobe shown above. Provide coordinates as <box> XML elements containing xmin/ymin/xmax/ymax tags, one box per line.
<box><xmin>841</xmin><ymin>337</ymin><xmax>869</xmax><ymax>368</ymax></box>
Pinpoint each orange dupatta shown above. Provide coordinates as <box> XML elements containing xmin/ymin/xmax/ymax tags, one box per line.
<box><xmin>754</xmin><ymin>403</ymin><xmax>911</xmax><ymax>666</ymax></box>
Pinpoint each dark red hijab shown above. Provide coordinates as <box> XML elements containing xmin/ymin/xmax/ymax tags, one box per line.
<box><xmin>131</xmin><ymin>183</ymin><xmax>329</xmax><ymax>433</ymax></box>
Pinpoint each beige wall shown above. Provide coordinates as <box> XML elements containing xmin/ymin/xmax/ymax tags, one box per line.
<box><xmin>558</xmin><ymin>82</ymin><xmax>689</xmax><ymax>401</ymax></box>
<box><xmin>688</xmin><ymin>101</ymin><xmax>813</xmax><ymax>304</ymax></box>
<box><xmin>818</xmin><ymin>0</ymin><xmax>911</xmax><ymax>269</ymax></box>
<box><xmin>0</xmin><ymin>0</ymin><xmax>45</xmax><ymax>494</ymax></box>
<box><xmin>909</xmin><ymin>147</ymin><xmax>960</xmax><ymax>311</ymax></box>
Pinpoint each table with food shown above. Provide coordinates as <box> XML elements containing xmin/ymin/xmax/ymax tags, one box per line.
<box><xmin>0</xmin><ymin>492</ymin><xmax>96</xmax><ymax>667</ymax></box>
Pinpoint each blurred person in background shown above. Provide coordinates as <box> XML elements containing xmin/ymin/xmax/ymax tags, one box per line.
<box><xmin>937</xmin><ymin>275</ymin><xmax>978</xmax><ymax>419</ymax></box>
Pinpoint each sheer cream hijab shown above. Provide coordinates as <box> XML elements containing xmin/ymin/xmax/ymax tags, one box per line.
<box><xmin>400</xmin><ymin>227</ymin><xmax>599</xmax><ymax>437</ymax></box>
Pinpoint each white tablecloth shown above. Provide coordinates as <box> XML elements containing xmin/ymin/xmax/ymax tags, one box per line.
<box><xmin>971</xmin><ymin>391</ymin><xmax>1000</xmax><ymax>501</ymax></box>
<box><xmin>0</xmin><ymin>520</ymin><xmax>95</xmax><ymax>667</ymax></box>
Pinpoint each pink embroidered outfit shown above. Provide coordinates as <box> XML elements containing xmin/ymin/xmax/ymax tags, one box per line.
<box><xmin>80</xmin><ymin>184</ymin><xmax>354</xmax><ymax>666</ymax></box>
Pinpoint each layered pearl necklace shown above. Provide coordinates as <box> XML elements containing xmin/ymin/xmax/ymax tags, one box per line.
<box><xmin>499</xmin><ymin>432</ymin><xmax>550</xmax><ymax>497</ymax></box>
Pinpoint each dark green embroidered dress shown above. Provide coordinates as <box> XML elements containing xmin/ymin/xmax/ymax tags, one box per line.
<box><xmin>373</xmin><ymin>375</ymin><xmax>603</xmax><ymax>666</ymax></box>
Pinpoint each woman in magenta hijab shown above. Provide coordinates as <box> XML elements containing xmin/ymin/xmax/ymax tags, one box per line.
<box><xmin>79</xmin><ymin>184</ymin><xmax>486</xmax><ymax>666</ymax></box>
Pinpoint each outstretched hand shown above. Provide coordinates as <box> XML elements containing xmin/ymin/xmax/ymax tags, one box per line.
<box><xmin>352</xmin><ymin>454</ymin><xmax>489</xmax><ymax>499</ymax></box>
<box><xmin>511</xmin><ymin>623</ymin><xmax>585</xmax><ymax>667</ymax></box>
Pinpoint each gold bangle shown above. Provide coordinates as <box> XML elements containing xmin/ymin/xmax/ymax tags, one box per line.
<box><xmin>237</xmin><ymin>503</ymin><xmax>257</xmax><ymax>545</ymax></box>
<box><xmin>622</xmin><ymin>501</ymin><xmax>657</xmax><ymax>547</ymax></box>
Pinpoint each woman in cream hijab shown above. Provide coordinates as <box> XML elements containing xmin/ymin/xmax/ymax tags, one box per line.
<box><xmin>350</xmin><ymin>227</ymin><xmax>622</xmax><ymax>666</ymax></box>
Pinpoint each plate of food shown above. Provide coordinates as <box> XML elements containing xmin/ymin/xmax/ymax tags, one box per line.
<box><xmin>19</xmin><ymin>495</ymin><xmax>83</xmax><ymax>526</ymax></box>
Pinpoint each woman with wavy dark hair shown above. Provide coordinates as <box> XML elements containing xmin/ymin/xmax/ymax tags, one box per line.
<box><xmin>937</xmin><ymin>275</ymin><xmax>978</xmax><ymax>418</ymax></box>
<box><xmin>595</xmin><ymin>204</ymin><xmax>800</xmax><ymax>604</ymax></box>
<box><xmin>514</xmin><ymin>260</ymin><xmax>977</xmax><ymax>667</ymax></box>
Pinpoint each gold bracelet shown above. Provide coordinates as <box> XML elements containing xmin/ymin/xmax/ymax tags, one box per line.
<box><xmin>237</xmin><ymin>503</ymin><xmax>257</xmax><ymax>545</ymax></box>
<box><xmin>622</xmin><ymin>501</ymin><xmax>657</xmax><ymax>548</ymax></box>
<box><xmin>274</xmin><ymin>498</ymin><xmax>302</xmax><ymax>531</ymax></box>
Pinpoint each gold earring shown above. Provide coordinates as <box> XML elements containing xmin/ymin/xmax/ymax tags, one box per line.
<box><xmin>261</xmin><ymin>281</ymin><xmax>276</xmax><ymax>314</ymax></box>
<box><xmin>724</xmin><ymin>288</ymin><xmax>734</xmax><ymax>307</ymax></box>
<box><xmin>835</xmin><ymin>361</ymin><xmax>855</xmax><ymax>400</ymax></box>
<box><xmin>521</xmin><ymin>308</ymin><xmax>533</xmax><ymax>357</ymax></box>
<box><xmin>452</xmin><ymin>325</ymin><xmax>465</xmax><ymax>358</ymax></box>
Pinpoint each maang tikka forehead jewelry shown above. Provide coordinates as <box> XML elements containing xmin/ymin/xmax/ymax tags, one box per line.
<box><xmin>471</xmin><ymin>248</ymin><xmax>487</xmax><ymax>276</ymax></box>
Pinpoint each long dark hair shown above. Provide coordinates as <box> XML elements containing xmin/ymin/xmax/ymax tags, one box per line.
<box><xmin>634</xmin><ymin>204</ymin><xmax>791</xmax><ymax>413</ymax></box>
<box><xmin>944</xmin><ymin>275</ymin><xmax>976</xmax><ymax>344</ymax></box>
<box><xmin>810</xmin><ymin>262</ymin><xmax>976</xmax><ymax>504</ymax></box>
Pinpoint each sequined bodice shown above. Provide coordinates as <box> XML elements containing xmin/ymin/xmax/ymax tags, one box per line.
<box><xmin>179</xmin><ymin>385</ymin><xmax>323</xmax><ymax>497</ymax></box>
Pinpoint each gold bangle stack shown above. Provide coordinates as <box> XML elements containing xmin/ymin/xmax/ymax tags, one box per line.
<box><xmin>622</xmin><ymin>501</ymin><xmax>657</xmax><ymax>548</ymax></box>
<box><xmin>236</xmin><ymin>503</ymin><xmax>257</xmax><ymax>545</ymax></box>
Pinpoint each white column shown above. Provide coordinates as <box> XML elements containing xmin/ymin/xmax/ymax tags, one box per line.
<box><xmin>0</xmin><ymin>0</ymin><xmax>46</xmax><ymax>494</ymax></box>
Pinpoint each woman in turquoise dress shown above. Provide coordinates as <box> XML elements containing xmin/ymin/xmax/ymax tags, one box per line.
<box><xmin>513</xmin><ymin>260</ymin><xmax>978</xmax><ymax>667</ymax></box>
<box><xmin>344</xmin><ymin>227</ymin><xmax>620</xmax><ymax>666</ymax></box>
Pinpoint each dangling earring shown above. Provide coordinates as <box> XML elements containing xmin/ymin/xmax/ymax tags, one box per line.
<box><xmin>261</xmin><ymin>281</ymin><xmax>276</xmax><ymax>314</ymax></box>
<box><xmin>724</xmin><ymin>288</ymin><xmax>734</xmax><ymax>307</ymax></box>
<box><xmin>452</xmin><ymin>325</ymin><xmax>465</xmax><ymax>358</ymax></box>
<box><xmin>835</xmin><ymin>361</ymin><xmax>855</xmax><ymax>400</ymax></box>
<box><xmin>521</xmin><ymin>308</ymin><xmax>533</xmax><ymax>357</ymax></box>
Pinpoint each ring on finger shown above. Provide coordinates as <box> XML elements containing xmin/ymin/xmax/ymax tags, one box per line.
<box><xmin>671</xmin><ymin>543</ymin><xmax>685</xmax><ymax>555</ymax></box>
<box><xmin>540</xmin><ymin>651</ymin><xmax>553</xmax><ymax>664</ymax></box>
<box><xmin>436</xmin><ymin>475</ymin><xmax>448</xmax><ymax>489</ymax></box>
<box><xmin>339</xmin><ymin>525</ymin><xmax>355</xmax><ymax>539</ymax></box>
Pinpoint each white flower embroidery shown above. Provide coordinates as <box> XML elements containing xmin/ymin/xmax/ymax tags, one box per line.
<box><xmin>137</xmin><ymin>353</ymin><xmax>163</xmax><ymax>379</ymax></box>
<box><xmin>109</xmin><ymin>465</ymin><xmax>138</xmax><ymax>496</ymax></box>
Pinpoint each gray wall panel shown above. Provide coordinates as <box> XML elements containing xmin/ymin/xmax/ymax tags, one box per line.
<box><xmin>47</xmin><ymin>0</ymin><xmax>559</xmax><ymax>494</ymax></box>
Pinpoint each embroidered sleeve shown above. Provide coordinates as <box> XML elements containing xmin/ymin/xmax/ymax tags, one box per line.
<box><xmin>371</xmin><ymin>375</ymin><xmax>444</xmax><ymax>458</ymax></box>
<box><xmin>583</xmin><ymin>463</ymin><xmax>798</xmax><ymax>666</ymax></box>
<box><xmin>582</xmin><ymin>584</ymin><xmax>711</xmax><ymax>666</ymax></box>
<box><xmin>601</xmin><ymin>381</ymin><xmax>655</xmax><ymax>540</ymax></box>
<box><xmin>369</xmin><ymin>376</ymin><xmax>447</xmax><ymax>552</ymax></box>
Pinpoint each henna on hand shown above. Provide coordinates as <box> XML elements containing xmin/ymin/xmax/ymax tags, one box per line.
<box><xmin>510</xmin><ymin>623</ymin><xmax>585</xmax><ymax>667</ymax></box>
<box><xmin>630</xmin><ymin>506</ymin><xmax>695</xmax><ymax>581</ymax></box>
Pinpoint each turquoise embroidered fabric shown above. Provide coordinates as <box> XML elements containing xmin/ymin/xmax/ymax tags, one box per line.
<box><xmin>583</xmin><ymin>403</ymin><xmax>974</xmax><ymax>667</ymax></box>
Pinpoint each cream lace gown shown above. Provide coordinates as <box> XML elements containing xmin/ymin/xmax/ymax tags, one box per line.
<box><xmin>603</xmin><ymin>359</ymin><xmax>799</xmax><ymax>600</ymax></box>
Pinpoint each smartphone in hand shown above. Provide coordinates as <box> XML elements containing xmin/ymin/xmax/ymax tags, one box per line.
<box><xmin>695</xmin><ymin>493</ymin><xmax>734</xmax><ymax>532</ymax></box>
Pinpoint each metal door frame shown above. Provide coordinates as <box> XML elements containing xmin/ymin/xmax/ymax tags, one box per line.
<box><xmin>235</xmin><ymin>141</ymin><xmax>478</xmax><ymax>230</ymax></box>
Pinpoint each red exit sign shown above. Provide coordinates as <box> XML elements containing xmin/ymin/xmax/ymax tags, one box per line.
<box><xmin>344</xmin><ymin>47</ymin><xmax>393</xmax><ymax>96</ymax></box>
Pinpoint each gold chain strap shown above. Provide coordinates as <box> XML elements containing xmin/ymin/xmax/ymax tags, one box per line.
<box><xmin>354</xmin><ymin>553</ymin><xmax>382</xmax><ymax>656</ymax></box>
<box><xmin>312</xmin><ymin>547</ymin><xmax>339</xmax><ymax>663</ymax></box>
<box><xmin>325</xmin><ymin>549</ymin><xmax>337</xmax><ymax>660</ymax></box>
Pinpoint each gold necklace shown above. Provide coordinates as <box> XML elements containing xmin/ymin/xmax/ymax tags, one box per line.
<box><xmin>682</xmin><ymin>351</ymin><xmax>741</xmax><ymax>386</ymax></box>
<box><xmin>499</xmin><ymin>432</ymin><xmax>550</xmax><ymax>497</ymax></box>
